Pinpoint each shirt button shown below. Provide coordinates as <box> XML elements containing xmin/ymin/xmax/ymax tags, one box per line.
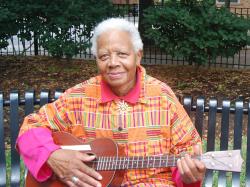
<box><xmin>118</xmin><ymin>127</ymin><xmax>123</xmax><ymax>131</ymax></box>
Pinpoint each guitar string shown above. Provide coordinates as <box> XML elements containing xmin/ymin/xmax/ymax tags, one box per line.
<box><xmin>90</xmin><ymin>155</ymin><xmax>231</xmax><ymax>162</ymax></box>
<box><xmin>91</xmin><ymin>156</ymin><xmax>179</xmax><ymax>169</ymax></box>
<box><xmin>91</xmin><ymin>156</ymin><xmax>198</xmax><ymax>162</ymax></box>
<box><xmin>91</xmin><ymin>155</ymin><xmax>230</xmax><ymax>161</ymax></box>
<box><xmin>90</xmin><ymin>155</ymin><xmax>231</xmax><ymax>169</ymax></box>
<box><xmin>90</xmin><ymin>156</ymin><xmax>186</xmax><ymax>170</ymax></box>
<box><xmin>201</xmin><ymin>155</ymin><xmax>232</xmax><ymax>167</ymax></box>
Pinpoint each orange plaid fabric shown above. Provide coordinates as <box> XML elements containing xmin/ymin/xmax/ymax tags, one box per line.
<box><xmin>19</xmin><ymin>66</ymin><xmax>201</xmax><ymax>187</ymax></box>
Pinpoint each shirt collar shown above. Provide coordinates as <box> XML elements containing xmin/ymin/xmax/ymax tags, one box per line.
<box><xmin>100</xmin><ymin>66</ymin><xmax>141</xmax><ymax>104</ymax></box>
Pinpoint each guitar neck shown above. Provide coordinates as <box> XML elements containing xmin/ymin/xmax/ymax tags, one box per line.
<box><xmin>56</xmin><ymin>132</ymin><xmax>243</xmax><ymax>172</ymax></box>
<box><xmin>91</xmin><ymin>155</ymin><xmax>186</xmax><ymax>170</ymax></box>
<box><xmin>91</xmin><ymin>149</ymin><xmax>243</xmax><ymax>172</ymax></box>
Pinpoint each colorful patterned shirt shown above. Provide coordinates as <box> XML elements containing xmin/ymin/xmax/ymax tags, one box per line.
<box><xmin>17</xmin><ymin>66</ymin><xmax>201</xmax><ymax>186</ymax></box>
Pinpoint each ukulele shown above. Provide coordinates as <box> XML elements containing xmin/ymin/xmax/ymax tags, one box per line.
<box><xmin>25</xmin><ymin>131</ymin><xmax>243</xmax><ymax>187</ymax></box>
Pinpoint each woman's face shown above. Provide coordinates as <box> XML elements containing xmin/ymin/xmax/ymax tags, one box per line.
<box><xmin>96</xmin><ymin>29</ymin><xmax>142</xmax><ymax>96</ymax></box>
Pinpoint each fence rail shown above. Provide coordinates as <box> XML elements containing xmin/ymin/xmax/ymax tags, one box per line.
<box><xmin>230</xmin><ymin>7</ymin><xmax>250</xmax><ymax>17</ymax></box>
<box><xmin>1</xmin><ymin>4</ymin><xmax>250</xmax><ymax>69</ymax></box>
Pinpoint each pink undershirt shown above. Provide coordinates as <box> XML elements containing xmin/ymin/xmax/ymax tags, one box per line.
<box><xmin>16</xmin><ymin>68</ymin><xmax>201</xmax><ymax>186</ymax></box>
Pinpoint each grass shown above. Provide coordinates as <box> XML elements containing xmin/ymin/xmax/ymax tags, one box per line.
<box><xmin>5</xmin><ymin>149</ymin><xmax>26</xmax><ymax>187</ymax></box>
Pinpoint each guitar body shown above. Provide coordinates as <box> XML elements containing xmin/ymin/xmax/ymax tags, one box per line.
<box><xmin>25</xmin><ymin>132</ymin><xmax>125</xmax><ymax>187</ymax></box>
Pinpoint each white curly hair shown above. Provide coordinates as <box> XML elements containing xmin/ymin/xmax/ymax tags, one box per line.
<box><xmin>91</xmin><ymin>18</ymin><xmax>143</xmax><ymax>56</ymax></box>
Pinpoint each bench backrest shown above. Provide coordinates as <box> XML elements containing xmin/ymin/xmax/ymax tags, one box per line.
<box><xmin>0</xmin><ymin>90</ymin><xmax>249</xmax><ymax>187</ymax></box>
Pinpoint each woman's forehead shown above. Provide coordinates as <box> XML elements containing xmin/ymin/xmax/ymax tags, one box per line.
<box><xmin>98</xmin><ymin>29</ymin><xmax>132</xmax><ymax>42</ymax></box>
<box><xmin>97</xmin><ymin>30</ymin><xmax>133</xmax><ymax>51</ymax></box>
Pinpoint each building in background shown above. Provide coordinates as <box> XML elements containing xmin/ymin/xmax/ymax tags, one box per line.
<box><xmin>216</xmin><ymin>0</ymin><xmax>250</xmax><ymax>16</ymax></box>
<box><xmin>216</xmin><ymin>0</ymin><xmax>250</xmax><ymax>8</ymax></box>
<box><xmin>112</xmin><ymin>0</ymin><xmax>138</xmax><ymax>4</ymax></box>
<box><xmin>113</xmin><ymin>0</ymin><xmax>250</xmax><ymax>8</ymax></box>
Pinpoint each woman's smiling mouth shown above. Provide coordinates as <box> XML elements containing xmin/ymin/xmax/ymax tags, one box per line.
<box><xmin>108</xmin><ymin>72</ymin><xmax>124</xmax><ymax>79</ymax></box>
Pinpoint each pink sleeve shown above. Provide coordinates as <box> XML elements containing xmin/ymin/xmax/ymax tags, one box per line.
<box><xmin>16</xmin><ymin>127</ymin><xmax>60</xmax><ymax>182</ymax></box>
<box><xmin>171</xmin><ymin>167</ymin><xmax>201</xmax><ymax>187</ymax></box>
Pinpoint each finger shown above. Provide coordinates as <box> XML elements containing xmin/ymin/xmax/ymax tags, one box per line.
<box><xmin>79</xmin><ymin>183</ymin><xmax>92</xmax><ymax>187</ymax></box>
<box><xmin>193</xmin><ymin>159</ymin><xmax>206</xmax><ymax>181</ymax></box>
<box><xmin>181</xmin><ymin>155</ymin><xmax>198</xmax><ymax>182</ymax></box>
<box><xmin>73</xmin><ymin>178</ymin><xmax>93</xmax><ymax>187</ymax></box>
<box><xmin>68</xmin><ymin>156</ymin><xmax>102</xmax><ymax>182</ymax></box>
<box><xmin>75</xmin><ymin>159</ymin><xmax>102</xmax><ymax>181</ymax></box>
<box><xmin>177</xmin><ymin>158</ymin><xmax>184</xmax><ymax>174</ymax></box>
<box><xmin>65</xmin><ymin>180</ymin><xmax>77</xmax><ymax>187</ymax></box>
<box><xmin>75</xmin><ymin>169</ymin><xmax>102</xmax><ymax>187</ymax></box>
<box><xmin>77</xmin><ymin>152</ymin><xmax>96</xmax><ymax>162</ymax></box>
<box><xmin>65</xmin><ymin>173</ymin><xmax>95</xmax><ymax>187</ymax></box>
<box><xmin>193</xmin><ymin>144</ymin><xmax>202</xmax><ymax>156</ymax></box>
<box><xmin>194</xmin><ymin>159</ymin><xmax>206</xmax><ymax>172</ymax></box>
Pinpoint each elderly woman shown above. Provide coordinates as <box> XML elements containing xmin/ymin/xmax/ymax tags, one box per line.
<box><xmin>17</xmin><ymin>18</ymin><xmax>206</xmax><ymax>187</ymax></box>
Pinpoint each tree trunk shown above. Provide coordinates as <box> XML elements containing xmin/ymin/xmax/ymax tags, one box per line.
<box><xmin>138</xmin><ymin>0</ymin><xmax>153</xmax><ymax>45</ymax></box>
<box><xmin>34</xmin><ymin>31</ymin><xmax>39</xmax><ymax>56</ymax></box>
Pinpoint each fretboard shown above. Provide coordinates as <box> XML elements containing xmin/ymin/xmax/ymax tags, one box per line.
<box><xmin>90</xmin><ymin>155</ymin><xmax>188</xmax><ymax>171</ymax></box>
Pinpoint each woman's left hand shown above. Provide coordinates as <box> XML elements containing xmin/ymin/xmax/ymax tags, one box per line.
<box><xmin>177</xmin><ymin>145</ymin><xmax>206</xmax><ymax>184</ymax></box>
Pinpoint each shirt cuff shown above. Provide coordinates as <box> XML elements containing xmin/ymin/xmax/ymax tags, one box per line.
<box><xmin>171</xmin><ymin>167</ymin><xmax>201</xmax><ymax>187</ymax></box>
<box><xmin>16</xmin><ymin>127</ymin><xmax>60</xmax><ymax>182</ymax></box>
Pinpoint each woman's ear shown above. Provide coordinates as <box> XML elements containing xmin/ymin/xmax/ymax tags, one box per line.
<box><xmin>136</xmin><ymin>50</ymin><xmax>143</xmax><ymax>66</ymax></box>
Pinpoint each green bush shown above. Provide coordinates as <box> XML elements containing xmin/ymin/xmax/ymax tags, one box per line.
<box><xmin>143</xmin><ymin>0</ymin><xmax>250</xmax><ymax>65</ymax></box>
<box><xmin>0</xmin><ymin>0</ymin><xmax>114</xmax><ymax>58</ymax></box>
<box><xmin>0</xmin><ymin>4</ymin><xmax>18</xmax><ymax>49</ymax></box>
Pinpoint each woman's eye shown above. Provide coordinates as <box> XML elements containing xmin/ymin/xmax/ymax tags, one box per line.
<box><xmin>118</xmin><ymin>52</ymin><xmax>128</xmax><ymax>57</ymax></box>
<box><xmin>100</xmin><ymin>54</ymin><xmax>109</xmax><ymax>61</ymax></box>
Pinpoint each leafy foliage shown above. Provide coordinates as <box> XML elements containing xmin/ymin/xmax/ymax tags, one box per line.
<box><xmin>0</xmin><ymin>0</ymin><xmax>114</xmax><ymax>58</ymax></box>
<box><xmin>143</xmin><ymin>0</ymin><xmax>250</xmax><ymax>65</ymax></box>
<box><xmin>0</xmin><ymin>1</ymin><xmax>18</xmax><ymax>49</ymax></box>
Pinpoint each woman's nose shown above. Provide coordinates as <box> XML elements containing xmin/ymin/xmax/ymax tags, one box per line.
<box><xmin>108</xmin><ymin>54</ymin><xmax>119</xmax><ymax>67</ymax></box>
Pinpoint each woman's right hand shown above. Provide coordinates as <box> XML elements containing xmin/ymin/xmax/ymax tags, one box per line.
<box><xmin>47</xmin><ymin>149</ymin><xmax>102</xmax><ymax>187</ymax></box>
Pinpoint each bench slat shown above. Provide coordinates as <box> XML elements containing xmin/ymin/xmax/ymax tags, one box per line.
<box><xmin>23</xmin><ymin>90</ymin><xmax>36</xmax><ymax>185</ymax></box>
<box><xmin>183</xmin><ymin>96</ymin><xmax>192</xmax><ymax>116</ymax></box>
<box><xmin>218</xmin><ymin>99</ymin><xmax>231</xmax><ymax>186</ymax></box>
<box><xmin>204</xmin><ymin>98</ymin><xmax>217</xmax><ymax>186</ymax></box>
<box><xmin>195</xmin><ymin>97</ymin><xmax>204</xmax><ymax>138</ymax></box>
<box><xmin>232</xmin><ymin>100</ymin><xmax>243</xmax><ymax>187</ymax></box>
<box><xmin>0</xmin><ymin>92</ymin><xmax>6</xmax><ymax>187</ymax></box>
<box><xmin>10</xmin><ymin>90</ymin><xmax>20</xmax><ymax>187</ymax></box>
<box><xmin>54</xmin><ymin>89</ymin><xmax>63</xmax><ymax>100</ymax></box>
<box><xmin>25</xmin><ymin>90</ymin><xmax>35</xmax><ymax>115</ymax></box>
<box><xmin>207</xmin><ymin>98</ymin><xmax>217</xmax><ymax>151</ymax></box>
<box><xmin>246</xmin><ymin>100</ymin><xmax>250</xmax><ymax>186</ymax></box>
<box><xmin>40</xmin><ymin>90</ymin><xmax>50</xmax><ymax>106</ymax></box>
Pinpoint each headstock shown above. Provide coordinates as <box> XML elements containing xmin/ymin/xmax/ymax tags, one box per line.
<box><xmin>201</xmin><ymin>150</ymin><xmax>243</xmax><ymax>172</ymax></box>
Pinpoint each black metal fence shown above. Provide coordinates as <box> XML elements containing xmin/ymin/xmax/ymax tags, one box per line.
<box><xmin>142</xmin><ymin>45</ymin><xmax>250</xmax><ymax>69</ymax></box>
<box><xmin>0</xmin><ymin>3</ymin><xmax>250</xmax><ymax>69</ymax></box>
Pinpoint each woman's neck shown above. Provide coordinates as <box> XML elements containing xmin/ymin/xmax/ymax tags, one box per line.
<box><xmin>111</xmin><ymin>78</ymin><xmax>136</xmax><ymax>97</ymax></box>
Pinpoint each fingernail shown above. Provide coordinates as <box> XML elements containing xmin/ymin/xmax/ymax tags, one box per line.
<box><xmin>89</xmin><ymin>155</ymin><xmax>96</xmax><ymax>160</ymax></box>
<box><xmin>98</xmin><ymin>175</ymin><xmax>102</xmax><ymax>180</ymax></box>
<box><xmin>97</xmin><ymin>183</ymin><xmax>102</xmax><ymax>187</ymax></box>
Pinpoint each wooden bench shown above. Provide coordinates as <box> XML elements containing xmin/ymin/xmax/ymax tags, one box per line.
<box><xmin>0</xmin><ymin>89</ymin><xmax>249</xmax><ymax>187</ymax></box>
